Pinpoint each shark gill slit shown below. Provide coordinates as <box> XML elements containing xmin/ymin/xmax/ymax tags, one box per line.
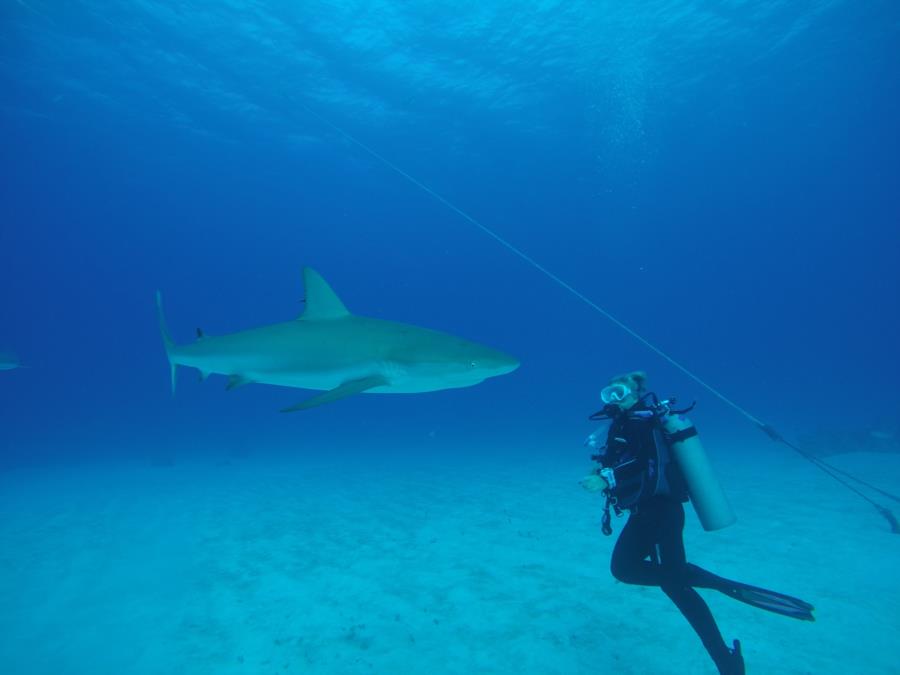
<box><xmin>298</xmin><ymin>103</ymin><xmax>900</xmax><ymax>532</ymax></box>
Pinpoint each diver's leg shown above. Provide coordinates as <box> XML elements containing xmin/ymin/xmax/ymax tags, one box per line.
<box><xmin>609</xmin><ymin>507</ymin><xmax>660</xmax><ymax>585</ymax></box>
<box><xmin>655</xmin><ymin>500</ymin><xmax>743</xmax><ymax>674</ymax></box>
<box><xmin>659</xmin><ymin>584</ymin><xmax>742</xmax><ymax>673</ymax></box>
<box><xmin>610</xmin><ymin>499</ymin><xmax>743</xmax><ymax>674</ymax></box>
<box><xmin>611</xmin><ymin>497</ymin><xmax>693</xmax><ymax>586</ymax></box>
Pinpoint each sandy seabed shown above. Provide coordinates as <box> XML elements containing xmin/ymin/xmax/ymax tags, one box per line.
<box><xmin>1</xmin><ymin>442</ymin><xmax>897</xmax><ymax>675</ymax></box>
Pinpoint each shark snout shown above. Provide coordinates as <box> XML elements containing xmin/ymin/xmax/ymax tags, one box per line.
<box><xmin>479</xmin><ymin>350</ymin><xmax>520</xmax><ymax>377</ymax></box>
<box><xmin>495</xmin><ymin>354</ymin><xmax>520</xmax><ymax>375</ymax></box>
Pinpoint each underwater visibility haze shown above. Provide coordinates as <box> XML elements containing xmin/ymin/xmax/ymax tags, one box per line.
<box><xmin>1</xmin><ymin>1</ymin><xmax>899</xmax><ymax>673</ymax></box>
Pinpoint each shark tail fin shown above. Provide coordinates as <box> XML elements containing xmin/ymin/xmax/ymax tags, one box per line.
<box><xmin>156</xmin><ymin>290</ymin><xmax>177</xmax><ymax>394</ymax></box>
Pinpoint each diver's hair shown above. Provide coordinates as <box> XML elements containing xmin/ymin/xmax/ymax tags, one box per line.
<box><xmin>610</xmin><ymin>370</ymin><xmax>648</xmax><ymax>393</ymax></box>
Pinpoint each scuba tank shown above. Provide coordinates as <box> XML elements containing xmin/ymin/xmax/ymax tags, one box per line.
<box><xmin>657</xmin><ymin>401</ymin><xmax>736</xmax><ymax>531</ymax></box>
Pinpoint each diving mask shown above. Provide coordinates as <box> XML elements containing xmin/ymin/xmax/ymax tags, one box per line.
<box><xmin>600</xmin><ymin>382</ymin><xmax>632</xmax><ymax>404</ymax></box>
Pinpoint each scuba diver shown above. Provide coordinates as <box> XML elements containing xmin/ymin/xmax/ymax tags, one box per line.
<box><xmin>581</xmin><ymin>371</ymin><xmax>814</xmax><ymax>675</ymax></box>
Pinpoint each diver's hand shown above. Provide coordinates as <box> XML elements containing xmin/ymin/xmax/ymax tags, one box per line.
<box><xmin>580</xmin><ymin>472</ymin><xmax>607</xmax><ymax>493</ymax></box>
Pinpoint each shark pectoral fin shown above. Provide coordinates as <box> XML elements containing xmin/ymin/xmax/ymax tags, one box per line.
<box><xmin>226</xmin><ymin>374</ymin><xmax>252</xmax><ymax>390</ymax></box>
<box><xmin>280</xmin><ymin>375</ymin><xmax>388</xmax><ymax>412</ymax></box>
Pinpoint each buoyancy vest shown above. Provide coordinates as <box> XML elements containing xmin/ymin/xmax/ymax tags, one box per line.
<box><xmin>599</xmin><ymin>406</ymin><xmax>689</xmax><ymax>511</ymax></box>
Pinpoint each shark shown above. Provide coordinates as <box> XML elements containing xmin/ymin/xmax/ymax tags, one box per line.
<box><xmin>156</xmin><ymin>267</ymin><xmax>519</xmax><ymax>411</ymax></box>
<box><xmin>0</xmin><ymin>351</ymin><xmax>24</xmax><ymax>370</ymax></box>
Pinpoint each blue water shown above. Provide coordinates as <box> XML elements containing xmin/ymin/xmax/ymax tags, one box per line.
<box><xmin>2</xmin><ymin>2</ymin><xmax>899</xmax><ymax>673</ymax></box>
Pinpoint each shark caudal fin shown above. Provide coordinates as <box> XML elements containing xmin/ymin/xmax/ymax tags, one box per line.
<box><xmin>155</xmin><ymin>291</ymin><xmax>177</xmax><ymax>394</ymax></box>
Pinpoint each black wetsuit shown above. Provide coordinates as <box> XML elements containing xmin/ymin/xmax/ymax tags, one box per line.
<box><xmin>604</xmin><ymin>408</ymin><xmax>738</xmax><ymax>674</ymax></box>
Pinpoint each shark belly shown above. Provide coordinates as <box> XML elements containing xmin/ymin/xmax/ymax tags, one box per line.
<box><xmin>247</xmin><ymin>365</ymin><xmax>384</xmax><ymax>392</ymax></box>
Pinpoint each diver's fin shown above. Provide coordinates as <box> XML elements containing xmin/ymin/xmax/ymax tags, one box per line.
<box><xmin>280</xmin><ymin>375</ymin><xmax>387</xmax><ymax>412</ymax></box>
<box><xmin>226</xmin><ymin>374</ymin><xmax>252</xmax><ymax>390</ymax></box>
<box><xmin>719</xmin><ymin>581</ymin><xmax>815</xmax><ymax>621</ymax></box>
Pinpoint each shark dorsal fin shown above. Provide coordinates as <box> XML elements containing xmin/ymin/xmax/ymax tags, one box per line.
<box><xmin>300</xmin><ymin>268</ymin><xmax>350</xmax><ymax>320</ymax></box>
